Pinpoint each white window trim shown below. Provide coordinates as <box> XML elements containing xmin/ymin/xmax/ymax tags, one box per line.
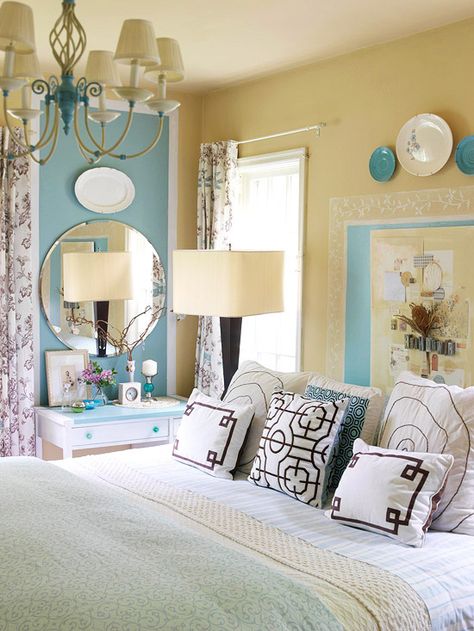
<box><xmin>237</xmin><ymin>148</ymin><xmax>306</xmax><ymax>370</ymax></box>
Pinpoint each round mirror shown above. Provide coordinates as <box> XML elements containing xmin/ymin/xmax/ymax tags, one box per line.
<box><xmin>40</xmin><ymin>220</ymin><xmax>166</xmax><ymax>357</ymax></box>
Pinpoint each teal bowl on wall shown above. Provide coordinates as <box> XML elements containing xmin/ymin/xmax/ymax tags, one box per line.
<box><xmin>455</xmin><ymin>135</ymin><xmax>474</xmax><ymax>175</ymax></box>
<box><xmin>369</xmin><ymin>146</ymin><xmax>396</xmax><ymax>182</ymax></box>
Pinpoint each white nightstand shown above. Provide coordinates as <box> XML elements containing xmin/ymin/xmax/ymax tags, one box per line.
<box><xmin>35</xmin><ymin>399</ymin><xmax>186</xmax><ymax>459</ymax></box>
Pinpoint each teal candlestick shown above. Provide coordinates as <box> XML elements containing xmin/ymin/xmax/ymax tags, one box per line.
<box><xmin>143</xmin><ymin>376</ymin><xmax>155</xmax><ymax>399</ymax></box>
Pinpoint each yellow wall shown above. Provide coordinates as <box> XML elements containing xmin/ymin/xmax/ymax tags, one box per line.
<box><xmin>197</xmin><ymin>17</ymin><xmax>474</xmax><ymax>375</ymax></box>
<box><xmin>169</xmin><ymin>90</ymin><xmax>201</xmax><ymax>396</ymax></box>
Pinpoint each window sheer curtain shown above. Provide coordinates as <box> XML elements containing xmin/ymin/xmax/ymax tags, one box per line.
<box><xmin>0</xmin><ymin>129</ymin><xmax>35</xmax><ymax>456</ymax></box>
<box><xmin>195</xmin><ymin>141</ymin><xmax>238</xmax><ymax>397</ymax></box>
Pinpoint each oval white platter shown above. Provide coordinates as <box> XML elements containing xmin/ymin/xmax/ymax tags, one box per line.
<box><xmin>74</xmin><ymin>167</ymin><xmax>135</xmax><ymax>213</ymax></box>
<box><xmin>396</xmin><ymin>114</ymin><xmax>453</xmax><ymax>177</ymax></box>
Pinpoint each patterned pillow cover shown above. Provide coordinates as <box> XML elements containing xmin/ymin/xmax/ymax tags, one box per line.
<box><xmin>172</xmin><ymin>388</ymin><xmax>254</xmax><ymax>479</ymax></box>
<box><xmin>223</xmin><ymin>361</ymin><xmax>314</xmax><ymax>473</ymax></box>
<box><xmin>248</xmin><ymin>390</ymin><xmax>349</xmax><ymax>507</ymax></box>
<box><xmin>305</xmin><ymin>384</ymin><xmax>370</xmax><ymax>489</ymax></box>
<box><xmin>306</xmin><ymin>375</ymin><xmax>384</xmax><ymax>443</ymax></box>
<box><xmin>326</xmin><ymin>439</ymin><xmax>453</xmax><ymax>547</ymax></box>
<box><xmin>378</xmin><ymin>371</ymin><xmax>474</xmax><ymax>536</ymax></box>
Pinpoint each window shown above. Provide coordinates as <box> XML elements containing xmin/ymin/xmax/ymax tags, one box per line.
<box><xmin>231</xmin><ymin>149</ymin><xmax>305</xmax><ymax>371</ymax></box>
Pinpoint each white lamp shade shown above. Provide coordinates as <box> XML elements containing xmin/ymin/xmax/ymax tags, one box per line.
<box><xmin>172</xmin><ymin>250</ymin><xmax>284</xmax><ymax>317</ymax></box>
<box><xmin>0</xmin><ymin>1</ymin><xmax>35</xmax><ymax>53</ymax></box>
<box><xmin>145</xmin><ymin>38</ymin><xmax>184</xmax><ymax>82</ymax></box>
<box><xmin>114</xmin><ymin>19</ymin><xmax>160</xmax><ymax>67</ymax></box>
<box><xmin>85</xmin><ymin>50</ymin><xmax>121</xmax><ymax>87</ymax></box>
<box><xmin>13</xmin><ymin>50</ymin><xmax>40</xmax><ymax>79</ymax></box>
<box><xmin>63</xmin><ymin>252</ymin><xmax>136</xmax><ymax>302</ymax></box>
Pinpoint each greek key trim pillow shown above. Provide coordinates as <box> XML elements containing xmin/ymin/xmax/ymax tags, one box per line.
<box><xmin>173</xmin><ymin>389</ymin><xmax>254</xmax><ymax>479</ymax></box>
<box><xmin>248</xmin><ymin>390</ymin><xmax>348</xmax><ymax>507</ymax></box>
<box><xmin>326</xmin><ymin>439</ymin><xmax>453</xmax><ymax>547</ymax></box>
<box><xmin>378</xmin><ymin>371</ymin><xmax>474</xmax><ymax>535</ymax></box>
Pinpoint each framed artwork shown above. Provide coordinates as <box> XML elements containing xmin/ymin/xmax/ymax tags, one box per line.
<box><xmin>45</xmin><ymin>349</ymin><xmax>89</xmax><ymax>406</ymax></box>
<box><xmin>327</xmin><ymin>184</ymin><xmax>474</xmax><ymax>391</ymax></box>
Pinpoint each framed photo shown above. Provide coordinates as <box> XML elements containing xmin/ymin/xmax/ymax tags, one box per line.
<box><xmin>45</xmin><ymin>349</ymin><xmax>89</xmax><ymax>406</ymax></box>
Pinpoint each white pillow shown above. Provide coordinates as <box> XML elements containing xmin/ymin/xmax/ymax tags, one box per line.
<box><xmin>248</xmin><ymin>390</ymin><xmax>348</xmax><ymax>507</ymax></box>
<box><xmin>172</xmin><ymin>388</ymin><xmax>254</xmax><ymax>479</ymax></box>
<box><xmin>326</xmin><ymin>439</ymin><xmax>453</xmax><ymax>547</ymax></box>
<box><xmin>223</xmin><ymin>361</ymin><xmax>314</xmax><ymax>473</ymax></box>
<box><xmin>378</xmin><ymin>371</ymin><xmax>474</xmax><ymax>535</ymax></box>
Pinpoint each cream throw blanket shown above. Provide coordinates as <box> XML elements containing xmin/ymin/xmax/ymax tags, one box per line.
<box><xmin>73</xmin><ymin>456</ymin><xmax>431</xmax><ymax>631</ymax></box>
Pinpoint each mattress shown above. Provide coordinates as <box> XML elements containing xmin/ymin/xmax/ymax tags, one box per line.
<box><xmin>57</xmin><ymin>444</ymin><xmax>474</xmax><ymax>631</ymax></box>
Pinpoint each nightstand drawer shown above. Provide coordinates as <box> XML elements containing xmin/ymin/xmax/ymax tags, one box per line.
<box><xmin>71</xmin><ymin>419</ymin><xmax>170</xmax><ymax>447</ymax></box>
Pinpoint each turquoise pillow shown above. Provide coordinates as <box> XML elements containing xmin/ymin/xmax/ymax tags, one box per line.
<box><xmin>305</xmin><ymin>384</ymin><xmax>369</xmax><ymax>489</ymax></box>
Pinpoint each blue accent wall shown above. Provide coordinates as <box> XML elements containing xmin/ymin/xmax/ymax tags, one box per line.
<box><xmin>344</xmin><ymin>219</ymin><xmax>474</xmax><ymax>386</ymax></box>
<box><xmin>39</xmin><ymin>111</ymin><xmax>169</xmax><ymax>404</ymax></box>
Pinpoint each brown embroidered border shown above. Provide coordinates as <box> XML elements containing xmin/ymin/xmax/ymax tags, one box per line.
<box><xmin>331</xmin><ymin>452</ymin><xmax>429</xmax><ymax>535</ymax></box>
<box><xmin>172</xmin><ymin>400</ymin><xmax>239</xmax><ymax>471</ymax></box>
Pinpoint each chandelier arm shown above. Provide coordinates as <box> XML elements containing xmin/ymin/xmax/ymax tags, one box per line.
<box><xmin>23</xmin><ymin>101</ymin><xmax>60</xmax><ymax>153</ymax></box>
<box><xmin>75</xmin><ymin>137</ymin><xmax>102</xmax><ymax>165</ymax></box>
<box><xmin>108</xmin><ymin>116</ymin><xmax>164</xmax><ymax>160</ymax></box>
<box><xmin>2</xmin><ymin>97</ymin><xmax>36</xmax><ymax>151</ymax></box>
<box><xmin>29</xmin><ymin>113</ymin><xmax>60</xmax><ymax>166</ymax></box>
<box><xmin>83</xmin><ymin>104</ymin><xmax>134</xmax><ymax>155</ymax></box>
<box><xmin>73</xmin><ymin>102</ymin><xmax>103</xmax><ymax>157</ymax></box>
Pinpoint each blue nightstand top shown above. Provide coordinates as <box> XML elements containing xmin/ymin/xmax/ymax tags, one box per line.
<box><xmin>39</xmin><ymin>399</ymin><xmax>187</xmax><ymax>426</ymax></box>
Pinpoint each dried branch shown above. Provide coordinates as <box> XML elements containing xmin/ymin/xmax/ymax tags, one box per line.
<box><xmin>395</xmin><ymin>302</ymin><xmax>441</xmax><ymax>338</ymax></box>
<box><xmin>66</xmin><ymin>304</ymin><xmax>164</xmax><ymax>360</ymax></box>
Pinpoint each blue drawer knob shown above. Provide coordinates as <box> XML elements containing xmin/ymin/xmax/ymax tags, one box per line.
<box><xmin>152</xmin><ymin>426</ymin><xmax>159</xmax><ymax>433</ymax></box>
<box><xmin>86</xmin><ymin>432</ymin><xmax>93</xmax><ymax>440</ymax></box>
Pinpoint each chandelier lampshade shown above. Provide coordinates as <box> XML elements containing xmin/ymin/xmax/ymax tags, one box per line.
<box><xmin>113</xmin><ymin>20</ymin><xmax>160</xmax><ymax>66</ymax></box>
<box><xmin>0</xmin><ymin>1</ymin><xmax>35</xmax><ymax>53</ymax></box>
<box><xmin>13</xmin><ymin>51</ymin><xmax>41</xmax><ymax>79</ymax></box>
<box><xmin>145</xmin><ymin>38</ymin><xmax>184</xmax><ymax>82</ymax></box>
<box><xmin>0</xmin><ymin>1</ymin><xmax>184</xmax><ymax>165</ymax></box>
<box><xmin>85</xmin><ymin>51</ymin><xmax>121</xmax><ymax>87</ymax></box>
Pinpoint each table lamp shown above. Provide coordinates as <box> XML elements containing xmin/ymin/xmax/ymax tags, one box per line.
<box><xmin>63</xmin><ymin>251</ymin><xmax>136</xmax><ymax>356</ymax></box>
<box><xmin>172</xmin><ymin>249</ymin><xmax>284</xmax><ymax>392</ymax></box>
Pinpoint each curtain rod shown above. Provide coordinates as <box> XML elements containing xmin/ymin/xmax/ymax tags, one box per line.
<box><xmin>236</xmin><ymin>122</ymin><xmax>326</xmax><ymax>146</ymax></box>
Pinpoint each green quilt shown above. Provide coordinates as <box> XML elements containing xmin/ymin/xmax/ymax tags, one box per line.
<box><xmin>0</xmin><ymin>457</ymin><xmax>342</xmax><ymax>631</ymax></box>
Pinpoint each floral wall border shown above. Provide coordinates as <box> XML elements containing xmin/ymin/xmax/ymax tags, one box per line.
<box><xmin>327</xmin><ymin>185</ymin><xmax>474</xmax><ymax>381</ymax></box>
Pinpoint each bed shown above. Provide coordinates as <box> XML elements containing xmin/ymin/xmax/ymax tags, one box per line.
<box><xmin>1</xmin><ymin>444</ymin><xmax>473</xmax><ymax>631</ymax></box>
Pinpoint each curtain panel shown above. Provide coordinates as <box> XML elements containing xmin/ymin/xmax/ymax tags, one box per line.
<box><xmin>0</xmin><ymin>129</ymin><xmax>35</xmax><ymax>456</ymax></box>
<box><xmin>195</xmin><ymin>140</ymin><xmax>238</xmax><ymax>397</ymax></box>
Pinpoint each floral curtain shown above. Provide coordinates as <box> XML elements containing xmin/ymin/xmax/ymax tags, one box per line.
<box><xmin>0</xmin><ymin>129</ymin><xmax>35</xmax><ymax>456</ymax></box>
<box><xmin>195</xmin><ymin>140</ymin><xmax>238</xmax><ymax>397</ymax></box>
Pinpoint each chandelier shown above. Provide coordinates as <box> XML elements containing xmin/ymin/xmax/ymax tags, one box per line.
<box><xmin>0</xmin><ymin>0</ymin><xmax>184</xmax><ymax>164</ymax></box>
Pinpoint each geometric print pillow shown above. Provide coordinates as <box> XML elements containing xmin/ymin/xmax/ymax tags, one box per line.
<box><xmin>305</xmin><ymin>384</ymin><xmax>370</xmax><ymax>490</ymax></box>
<box><xmin>248</xmin><ymin>390</ymin><xmax>348</xmax><ymax>507</ymax></box>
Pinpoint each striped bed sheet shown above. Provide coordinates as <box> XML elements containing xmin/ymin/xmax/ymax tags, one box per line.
<box><xmin>57</xmin><ymin>444</ymin><xmax>474</xmax><ymax>631</ymax></box>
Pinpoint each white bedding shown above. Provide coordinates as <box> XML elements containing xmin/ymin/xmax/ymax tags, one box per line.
<box><xmin>57</xmin><ymin>444</ymin><xmax>474</xmax><ymax>631</ymax></box>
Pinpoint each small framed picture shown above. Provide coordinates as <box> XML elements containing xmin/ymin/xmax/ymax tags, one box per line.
<box><xmin>45</xmin><ymin>349</ymin><xmax>89</xmax><ymax>406</ymax></box>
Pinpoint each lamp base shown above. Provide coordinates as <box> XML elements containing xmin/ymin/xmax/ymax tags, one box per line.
<box><xmin>220</xmin><ymin>316</ymin><xmax>242</xmax><ymax>396</ymax></box>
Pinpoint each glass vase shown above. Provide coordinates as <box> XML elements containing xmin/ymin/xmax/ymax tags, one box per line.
<box><xmin>92</xmin><ymin>384</ymin><xmax>108</xmax><ymax>407</ymax></box>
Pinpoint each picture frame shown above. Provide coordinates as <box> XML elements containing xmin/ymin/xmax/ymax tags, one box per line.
<box><xmin>45</xmin><ymin>349</ymin><xmax>89</xmax><ymax>407</ymax></box>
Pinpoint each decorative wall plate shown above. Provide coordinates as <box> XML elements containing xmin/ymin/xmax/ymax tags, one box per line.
<box><xmin>396</xmin><ymin>114</ymin><xmax>453</xmax><ymax>176</ymax></box>
<box><xmin>455</xmin><ymin>135</ymin><xmax>474</xmax><ymax>175</ymax></box>
<box><xmin>74</xmin><ymin>167</ymin><xmax>135</xmax><ymax>213</ymax></box>
<box><xmin>369</xmin><ymin>146</ymin><xmax>396</xmax><ymax>182</ymax></box>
